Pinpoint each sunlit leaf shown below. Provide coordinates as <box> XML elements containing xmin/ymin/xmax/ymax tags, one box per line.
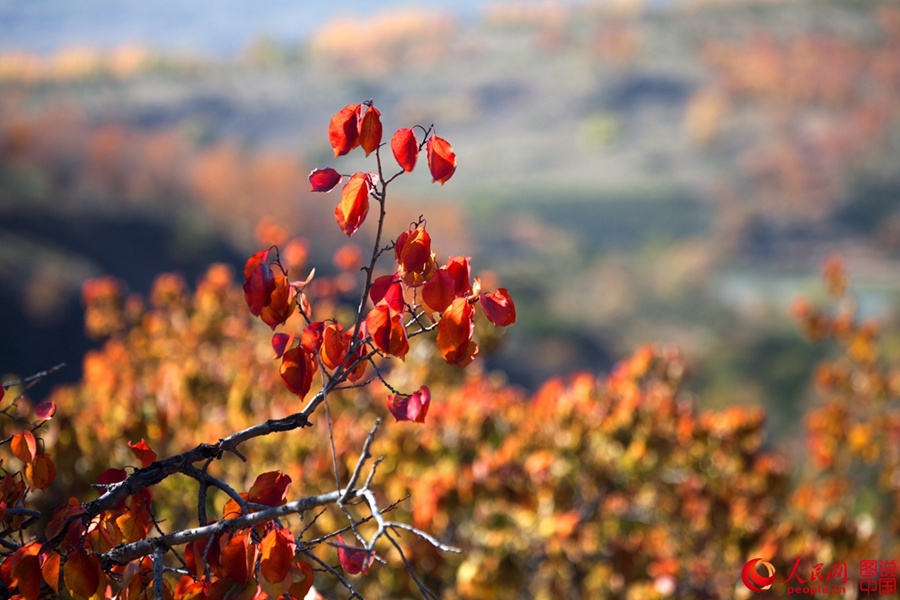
<box><xmin>359</xmin><ymin>105</ymin><xmax>383</xmax><ymax>156</ymax></box>
<box><xmin>127</xmin><ymin>438</ymin><xmax>157</xmax><ymax>468</ymax></box>
<box><xmin>63</xmin><ymin>549</ymin><xmax>102</xmax><ymax>600</ymax></box>
<box><xmin>328</xmin><ymin>104</ymin><xmax>361</xmax><ymax>157</ymax></box>
<box><xmin>11</xmin><ymin>431</ymin><xmax>37</xmax><ymax>464</ymax></box>
<box><xmin>308</xmin><ymin>167</ymin><xmax>343</xmax><ymax>192</ymax></box>
<box><xmin>260</xmin><ymin>528</ymin><xmax>296</xmax><ymax>585</ymax></box>
<box><xmin>426</xmin><ymin>135</ymin><xmax>457</xmax><ymax>185</ymax></box>
<box><xmin>386</xmin><ymin>386</ymin><xmax>431</xmax><ymax>423</ymax></box>
<box><xmin>335</xmin><ymin>172</ymin><xmax>371</xmax><ymax>237</ymax></box>
<box><xmin>248</xmin><ymin>471</ymin><xmax>291</xmax><ymax>506</ymax></box>
<box><xmin>336</xmin><ymin>534</ymin><xmax>375</xmax><ymax>575</ymax></box>
<box><xmin>479</xmin><ymin>288</ymin><xmax>516</xmax><ymax>327</ymax></box>
<box><xmin>391</xmin><ymin>128</ymin><xmax>418</xmax><ymax>173</ymax></box>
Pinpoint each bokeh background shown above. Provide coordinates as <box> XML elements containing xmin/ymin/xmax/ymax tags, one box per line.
<box><xmin>4</xmin><ymin>1</ymin><xmax>900</xmax><ymax>598</ymax></box>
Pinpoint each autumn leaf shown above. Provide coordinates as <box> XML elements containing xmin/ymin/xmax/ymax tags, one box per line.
<box><xmin>9</xmin><ymin>541</ymin><xmax>41</xmax><ymax>600</ymax></box>
<box><xmin>272</xmin><ymin>332</ymin><xmax>295</xmax><ymax>359</ymax></box>
<box><xmin>63</xmin><ymin>549</ymin><xmax>102</xmax><ymax>600</ymax></box>
<box><xmin>329</xmin><ymin>103</ymin><xmax>361</xmax><ymax>157</ymax></box>
<box><xmin>260</xmin><ymin>528</ymin><xmax>296</xmax><ymax>585</ymax></box>
<box><xmin>221</xmin><ymin>531</ymin><xmax>257</xmax><ymax>587</ymax></box>
<box><xmin>39</xmin><ymin>549</ymin><xmax>60</xmax><ymax>594</ymax></box>
<box><xmin>359</xmin><ymin>105</ymin><xmax>383</xmax><ymax>156</ymax></box>
<box><xmin>386</xmin><ymin>386</ymin><xmax>431</xmax><ymax>423</ymax></box>
<box><xmin>301</xmin><ymin>321</ymin><xmax>325</xmax><ymax>353</ymax></box>
<box><xmin>436</xmin><ymin>297</ymin><xmax>477</xmax><ymax>366</ymax></box>
<box><xmin>288</xmin><ymin>561</ymin><xmax>315</xmax><ymax>599</ymax></box>
<box><xmin>335</xmin><ymin>172</ymin><xmax>371</xmax><ymax>237</ymax></box>
<box><xmin>34</xmin><ymin>400</ymin><xmax>56</xmax><ymax>420</ymax></box>
<box><xmin>24</xmin><ymin>452</ymin><xmax>56</xmax><ymax>491</ymax></box>
<box><xmin>11</xmin><ymin>430</ymin><xmax>37</xmax><ymax>464</ymax></box>
<box><xmin>280</xmin><ymin>346</ymin><xmax>318</xmax><ymax>399</ymax></box>
<box><xmin>395</xmin><ymin>226</ymin><xmax>436</xmax><ymax>287</ymax></box>
<box><xmin>370</xmin><ymin>274</ymin><xmax>405</xmax><ymax>313</ymax></box>
<box><xmin>366</xmin><ymin>303</ymin><xmax>409</xmax><ymax>360</ymax></box>
<box><xmin>426</xmin><ymin>134</ymin><xmax>457</xmax><ymax>185</ymax></box>
<box><xmin>423</xmin><ymin>256</ymin><xmax>472</xmax><ymax>314</ymax></box>
<box><xmin>391</xmin><ymin>128</ymin><xmax>418</xmax><ymax>172</ymax></box>
<box><xmin>242</xmin><ymin>249</ymin><xmax>276</xmax><ymax>316</ymax></box>
<box><xmin>308</xmin><ymin>167</ymin><xmax>343</xmax><ymax>192</ymax></box>
<box><xmin>336</xmin><ymin>534</ymin><xmax>375</xmax><ymax>575</ymax></box>
<box><xmin>259</xmin><ymin>274</ymin><xmax>296</xmax><ymax>330</ymax></box>
<box><xmin>248</xmin><ymin>471</ymin><xmax>292</xmax><ymax>506</ymax></box>
<box><xmin>127</xmin><ymin>438</ymin><xmax>157</xmax><ymax>468</ymax></box>
<box><xmin>480</xmin><ymin>288</ymin><xmax>516</xmax><ymax>327</ymax></box>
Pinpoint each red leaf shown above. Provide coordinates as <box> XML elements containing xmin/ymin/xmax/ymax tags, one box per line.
<box><xmin>359</xmin><ymin>105</ymin><xmax>382</xmax><ymax>156</ymax></box>
<box><xmin>309</xmin><ymin>167</ymin><xmax>343</xmax><ymax>192</ymax></box>
<box><xmin>127</xmin><ymin>438</ymin><xmax>157</xmax><ymax>468</ymax></box>
<box><xmin>394</xmin><ymin>226</ymin><xmax>435</xmax><ymax>287</ymax></box>
<box><xmin>63</xmin><ymin>549</ymin><xmax>102</xmax><ymax>600</ymax></box>
<box><xmin>370</xmin><ymin>275</ymin><xmax>404</xmax><ymax>313</ymax></box>
<box><xmin>242</xmin><ymin>250</ymin><xmax>275</xmax><ymax>316</ymax></box>
<box><xmin>301</xmin><ymin>321</ymin><xmax>325</xmax><ymax>353</ymax></box>
<box><xmin>366</xmin><ymin>303</ymin><xmax>409</xmax><ymax>360</ymax></box>
<box><xmin>272</xmin><ymin>332</ymin><xmax>295</xmax><ymax>359</ymax></box>
<box><xmin>391</xmin><ymin>128</ymin><xmax>418</xmax><ymax>172</ymax></box>
<box><xmin>34</xmin><ymin>400</ymin><xmax>56</xmax><ymax>420</ymax></box>
<box><xmin>321</xmin><ymin>323</ymin><xmax>349</xmax><ymax>371</ymax></box>
<box><xmin>436</xmin><ymin>297</ymin><xmax>477</xmax><ymax>365</ymax></box>
<box><xmin>386</xmin><ymin>386</ymin><xmax>431</xmax><ymax>423</ymax></box>
<box><xmin>422</xmin><ymin>256</ymin><xmax>472</xmax><ymax>314</ymax></box>
<box><xmin>480</xmin><ymin>288</ymin><xmax>517</xmax><ymax>327</ymax></box>
<box><xmin>248</xmin><ymin>471</ymin><xmax>292</xmax><ymax>506</ymax></box>
<box><xmin>335</xmin><ymin>172</ymin><xmax>371</xmax><ymax>237</ymax></box>
<box><xmin>260</xmin><ymin>529</ymin><xmax>296</xmax><ymax>585</ymax></box>
<box><xmin>11</xmin><ymin>431</ymin><xmax>36</xmax><ymax>464</ymax></box>
<box><xmin>280</xmin><ymin>346</ymin><xmax>317</xmax><ymax>398</ymax></box>
<box><xmin>426</xmin><ymin>134</ymin><xmax>457</xmax><ymax>185</ymax></box>
<box><xmin>336</xmin><ymin>535</ymin><xmax>375</xmax><ymax>575</ymax></box>
<box><xmin>329</xmin><ymin>104</ymin><xmax>361</xmax><ymax>157</ymax></box>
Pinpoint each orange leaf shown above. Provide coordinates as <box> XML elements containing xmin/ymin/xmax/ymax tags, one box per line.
<box><xmin>366</xmin><ymin>303</ymin><xmax>409</xmax><ymax>360</ymax></box>
<box><xmin>321</xmin><ymin>323</ymin><xmax>349</xmax><ymax>370</ymax></box>
<box><xmin>9</xmin><ymin>541</ymin><xmax>41</xmax><ymax>600</ymax></box>
<box><xmin>127</xmin><ymin>438</ymin><xmax>157</xmax><ymax>468</ymax></box>
<box><xmin>328</xmin><ymin>104</ymin><xmax>361</xmax><ymax>157</ymax></box>
<box><xmin>426</xmin><ymin>135</ymin><xmax>457</xmax><ymax>185</ymax></box>
<box><xmin>479</xmin><ymin>288</ymin><xmax>516</xmax><ymax>327</ymax></box>
<box><xmin>11</xmin><ymin>431</ymin><xmax>36</xmax><ymax>464</ymax></box>
<box><xmin>391</xmin><ymin>128</ymin><xmax>418</xmax><ymax>173</ymax></box>
<box><xmin>249</xmin><ymin>471</ymin><xmax>292</xmax><ymax>507</ymax></box>
<box><xmin>288</xmin><ymin>561</ymin><xmax>315</xmax><ymax>598</ymax></box>
<box><xmin>422</xmin><ymin>257</ymin><xmax>470</xmax><ymax>314</ymax></box>
<box><xmin>39</xmin><ymin>549</ymin><xmax>60</xmax><ymax>594</ymax></box>
<box><xmin>335</xmin><ymin>172</ymin><xmax>371</xmax><ymax>237</ymax></box>
<box><xmin>24</xmin><ymin>452</ymin><xmax>56</xmax><ymax>491</ymax></box>
<box><xmin>116</xmin><ymin>502</ymin><xmax>152</xmax><ymax>544</ymax></box>
<box><xmin>63</xmin><ymin>549</ymin><xmax>102</xmax><ymax>600</ymax></box>
<box><xmin>358</xmin><ymin>105</ymin><xmax>382</xmax><ymax>156</ymax></box>
<box><xmin>260</xmin><ymin>529</ymin><xmax>296</xmax><ymax>585</ymax></box>
<box><xmin>259</xmin><ymin>275</ymin><xmax>296</xmax><ymax>330</ymax></box>
<box><xmin>436</xmin><ymin>297</ymin><xmax>476</xmax><ymax>365</ymax></box>
<box><xmin>308</xmin><ymin>167</ymin><xmax>342</xmax><ymax>192</ymax></box>
<box><xmin>280</xmin><ymin>346</ymin><xmax>317</xmax><ymax>399</ymax></box>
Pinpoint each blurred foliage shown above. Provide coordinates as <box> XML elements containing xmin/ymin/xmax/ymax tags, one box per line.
<box><xmin>39</xmin><ymin>254</ymin><xmax>898</xmax><ymax>598</ymax></box>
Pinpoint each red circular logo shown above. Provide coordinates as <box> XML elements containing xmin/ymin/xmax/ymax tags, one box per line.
<box><xmin>742</xmin><ymin>558</ymin><xmax>776</xmax><ymax>592</ymax></box>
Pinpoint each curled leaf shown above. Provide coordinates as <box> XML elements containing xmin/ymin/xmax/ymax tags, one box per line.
<box><xmin>34</xmin><ymin>400</ymin><xmax>56</xmax><ymax>420</ymax></box>
<box><xmin>309</xmin><ymin>167</ymin><xmax>343</xmax><ymax>192</ymax></box>
<box><xmin>335</xmin><ymin>172</ymin><xmax>371</xmax><ymax>237</ymax></box>
<box><xmin>336</xmin><ymin>535</ymin><xmax>375</xmax><ymax>575</ymax></box>
<box><xmin>386</xmin><ymin>386</ymin><xmax>431</xmax><ymax>423</ymax></box>
<box><xmin>242</xmin><ymin>250</ymin><xmax>275</xmax><ymax>316</ymax></box>
<box><xmin>427</xmin><ymin>134</ymin><xmax>457</xmax><ymax>185</ymax></box>
<box><xmin>127</xmin><ymin>438</ymin><xmax>157</xmax><ymax>468</ymax></box>
<box><xmin>329</xmin><ymin>104</ymin><xmax>361</xmax><ymax>157</ymax></box>
<box><xmin>480</xmin><ymin>288</ymin><xmax>517</xmax><ymax>327</ymax></box>
<box><xmin>366</xmin><ymin>303</ymin><xmax>409</xmax><ymax>360</ymax></box>
<box><xmin>11</xmin><ymin>431</ymin><xmax>37</xmax><ymax>464</ymax></box>
<box><xmin>280</xmin><ymin>346</ymin><xmax>318</xmax><ymax>399</ymax></box>
<box><xmin>436</xmin><ymin>297</ymin><xmax>477</xmax><ymax>366</ymax></box>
